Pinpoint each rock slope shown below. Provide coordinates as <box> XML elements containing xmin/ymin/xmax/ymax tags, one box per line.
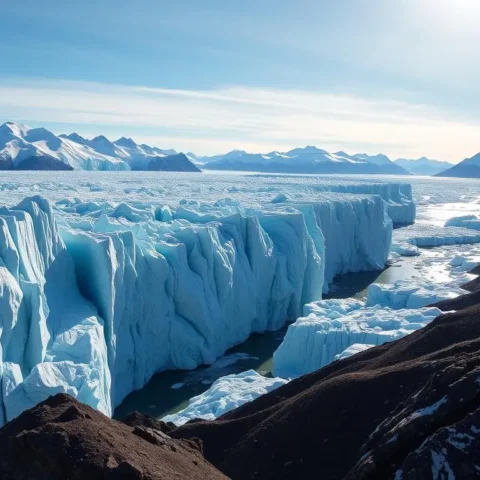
<box><xmin>171</xmin><ymin>303</ymin><xmax>480</xmax><ymax>479</ymax></box>
<box><xmin>0</xmin><ymin>393</ymin><xmax>226</xmax><ymax>479</ymax></box>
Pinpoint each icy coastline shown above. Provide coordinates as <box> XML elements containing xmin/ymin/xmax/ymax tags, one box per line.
<box><xmin>0</xmin><ymin>177</ymin><xmax>400</xmax><ymax>424</ymax></box>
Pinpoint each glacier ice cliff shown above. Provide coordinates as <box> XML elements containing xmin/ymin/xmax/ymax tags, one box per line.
<box><xmin>0</xmin><ymin>181</ymin><xmax>401</xmax><ymax>424</ymax></box>
<box><xmin>272</xmin><ymin>298</ymin><xmax>443</xmax><ymax>378</ymax></box>
<box><xmin>0</xmin><ymin>197</ymin><xmax>110</xmax><ymax>423</ymax></box>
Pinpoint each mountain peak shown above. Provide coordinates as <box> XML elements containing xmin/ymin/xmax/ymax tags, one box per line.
<box><xmin>114</xmin><ymin>137</ymin><xmax>137</xmax><ymax>149</ymax></box>
<box><xmin>91</xmin><ymin>135</ymin><xmax>113</xmax><ymax>144</ymax></box>
<box><xmin>0</xmin><ymin>121</ymin><xmax>30</xmax><ymax>139</ymax></box>
<box><xmin>287</xmin><ymin>146</ymin><xmax>328</xmax><ymax>156</ymax></box>
<box><xmin>60</xmin><ymin>133</ymin><xmax>88</xmax><ymax>145</ymax></box>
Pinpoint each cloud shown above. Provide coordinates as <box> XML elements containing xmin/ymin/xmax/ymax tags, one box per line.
<box><xmin>0</xmin><ymin>77</ymin><xmax>478</xmax><ymax>161</ymax></box>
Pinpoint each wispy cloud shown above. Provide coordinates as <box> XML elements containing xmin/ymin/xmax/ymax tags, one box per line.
<box><xmin>0</xmin><ymin>78</ymin><xmax>478</xmax><ymax>161</ymax></box>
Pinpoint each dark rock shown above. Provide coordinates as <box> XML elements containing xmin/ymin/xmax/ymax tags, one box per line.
<box><xmin>0</xmin><ymin>393</ymin><xmax>226</xmax><ymax>479</ymax></box>
<box><xmin>0</xmin><ymin>156</ymin><xmax>13</xmax><ymax>170</ymax></box>
<box><xmin>122</xmin><ymin>411</ymin><xmax>174</xmax><ymax>435</ymax></box>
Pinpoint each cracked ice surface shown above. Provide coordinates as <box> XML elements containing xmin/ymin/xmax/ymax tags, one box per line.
<box><xmin>0</xmin><ymin>173</ymin><xmax>401</xmax><ymax>424</ymax></box>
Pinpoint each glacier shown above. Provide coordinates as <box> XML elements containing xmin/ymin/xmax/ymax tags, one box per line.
<box><xmin>334</xmin><ymin>343</ymin><xmax>374</xmax><ymax>360</ymax></box>
<box><xmin>0</xmin><ymin>172</ymin><xmax>404</xmax><ymax>425</ymax></box>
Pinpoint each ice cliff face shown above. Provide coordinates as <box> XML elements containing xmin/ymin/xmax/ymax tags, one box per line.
<box><xmin>0</xmin><ymin>197</ymin><xmax>110</xmax><ymax>423</ymax></box>
<box><xmin>0</xmin><ymin>184</ymin><xmax>397</xmax><ymax>424</ymax></box>
<box><xmin>272</xmin><ymin>298</ymin><xmax>443</xmax><ymax>378</ymax></box>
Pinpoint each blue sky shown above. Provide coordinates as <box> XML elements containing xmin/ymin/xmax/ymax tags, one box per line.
<box><xmin>1</xmin><ymin>0</ymin><xmax>479</xmax><ymax>161</ymax></box>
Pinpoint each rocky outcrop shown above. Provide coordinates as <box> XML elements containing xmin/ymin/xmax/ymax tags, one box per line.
<box><xmin>0</xmin><ymin>393</ymin><xmax>226</xmax><ymax>479</ymax></box>
<box><xmin>345</xmin><ymin>356</ymin><xmax>480</xmax><ymax>479</ymax></box>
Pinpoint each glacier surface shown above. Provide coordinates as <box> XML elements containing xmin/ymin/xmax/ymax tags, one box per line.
<box><xmin>0</xmin><ymin>172</ymin><xmax>403</xmax><ymax>424</ymax></box>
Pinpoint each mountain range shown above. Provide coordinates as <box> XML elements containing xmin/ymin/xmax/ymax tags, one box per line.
<box><xmin>436</xmin><ymin>152</ymin><xmax>480</xmax><ymax>178</ymax></box>
<box><xmin>394</xmin><ymin>157</ymin><xmax>453</xmax><ymax>176</ymax></box>
<box><xmin>201</xmin><ymin>147</ymin><xmax>411</xmax><ymax>175</ymax></box>
<box><xmin>0</xmin><ymin>121</ymin><xmax>478</xmax><ymax>177</ymax></box>
<box><xmin>0</xmin><ymin>122</ymin><xmax>200</xmax><ymax>172</ymax></box>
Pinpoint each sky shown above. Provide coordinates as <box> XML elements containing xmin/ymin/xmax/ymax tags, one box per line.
<box><xmin>1</xmin><ymin>0</ymin><xmax>479</xmax><ymax>162</ymax></box>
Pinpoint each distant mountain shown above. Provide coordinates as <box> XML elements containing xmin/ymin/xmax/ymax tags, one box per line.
<box><xmin>351</xmin><ymin>152</ymin><xmax>408</xmax><ymax>174</ymax></box>
<box><xmin>0</xmin><ymin>122</ymin><xmax>201</xmax><ymax>172</ymax></box>
<box><xmin>0</xmin><ymin>122</ymin><xmax>128</xmax><ymax>170</ymax></box>
<box><xmin>147</xmin><ymin>153</ymin><xmax>201</xmax><ymax>172</ymax></box>
<box><xmin>203</xmin><ymin>146</ymin><xmax>410</xmax><ymax>175</ymax></box>
<box><xmin>435</xmin><ymin>152</ymin><xmax>480</xmax><ymax>178</ymax></box>
<box><xmin>394</xmin><ymin>157</ymin><xmax>453</xmax><ymax>176</ymax></box>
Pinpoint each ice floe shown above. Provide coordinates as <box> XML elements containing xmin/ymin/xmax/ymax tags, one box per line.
<box><xmin>162</xmin><ymin>370</ymin><xmax>288</xmax><ymax>425</ymax></box>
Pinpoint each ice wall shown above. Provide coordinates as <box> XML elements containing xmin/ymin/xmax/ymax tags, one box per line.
<box><xmin>312</xmin><ymin>182</ymin><xmax>415</xmax><ymax>225</ymax></box>
<box><xmin>0</xmin><ymin>197</ymin><xmax>111</xmax><ymax>424</ymax></box>
<box><xmin>0</xmin><ymin>191</ymin><xmax>393</xmax><ymax>424</ymax></box>
<box><xmin>272</xmin><ymin>298</ymin><xmax>442</xmax><ymax>378</ymax></box>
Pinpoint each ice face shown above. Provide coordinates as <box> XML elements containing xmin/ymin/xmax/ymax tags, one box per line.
<box><xmin>335</xmin><ymin>343</ymin><xmax>374</xmax><ymax>360</ymax></box>
<box><xmin>272</xmin><ymin>242</ymin><xmax>478</xmax><ymax>380</ymax></box>
<box><xmin>0</xmin><ymin>173</ymin><xmax>406</xmax><ymax>424</ymax></box>
<box><xmin>272</xmin><ymin>298</ymin><xmax>442</xmax><ymax>379</ymax></box>
<box><xmin>0</xmin><ymin>197</ymin><xmax>111</xmax><ymax>423</ymax></box>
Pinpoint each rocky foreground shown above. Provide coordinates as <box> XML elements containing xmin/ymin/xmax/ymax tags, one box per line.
<box><xmin>0</xmin><ymin>394</ymin><xmax>225</xmax><ymax>479</ymax></box>
<box><xmin>0</xmin><ymin>274</ymin><xmax>479</xmax><ymax>479</ymax></box>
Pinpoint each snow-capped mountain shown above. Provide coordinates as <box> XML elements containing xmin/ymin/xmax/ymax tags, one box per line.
<box><xmin>0</xmin><ymin>122</ymin><xmax>127</xmax><ymax>170</ymax></box>
<box><xmin>203</xmin><ymin>146</ymin><xmax>410</xmax><ymax>175</ymax></box>
<box><xmin>0</xmin><ymin>122</ymin><xmax>200</xmax><ymax>172</ymax></box>
<box><xmin>435</xmin><ymin>152</ymin><xmax>480</xmax><ymax>178</ymax></box>
<box><xmin>394</xmin><ymin>157</ymin><xmax>453</xmax><ymax>176</ymax></box>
